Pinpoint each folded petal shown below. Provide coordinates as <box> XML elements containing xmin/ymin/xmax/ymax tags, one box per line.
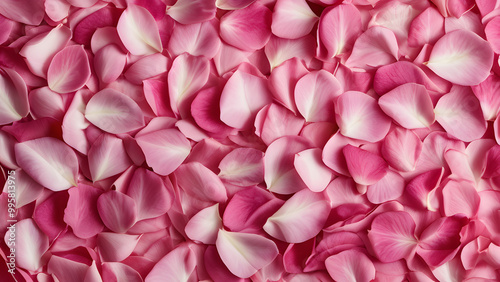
<box><xmin>48</xmin><ymin>255</ymin><xmax>89</xmax><ymax>282</ymax></box>
<box><xmin>271</xmin><ymin>0</ymin><xmax>318</xmax><ymax>39</ymax></box>
<box><xmin>145</xmin><ymin>244</ymin><xmax>197</xmax><ymax>282</ymax></box>
<box><xmin>408</xmin><ymin>7</ymin><xmax>445</xmax><ymax>47</ymax></box>
<box><xmin>442</xmin><ymin>179</ymin><xmax>480</xmax><ymax>218</ymax></box>
<box><xmin>4</xmin><ymin>219</ymin><xmax>48</xmax><ymax>271</ymax></box>
<box><xmin>73</xmin><ymin>5</ymin><xmax>121</xmax><ymax>46</ymax></box>
<box><xmin>175</xmin><ymin>162</ymin><xmax>228</xmax><ymax>203</ymax></box>
<box><xmin>220</xmin><ymin>70</ymin><xmax>272</xmax><ymax>130</ymax></box>
<box><xmin>32</xmin><ymin>192</ymin><xmax>69</xmax><ymax>241</ymax></box>
<box><xmin>97</xmin><ymin>190</ymin><xmax>137</xmax><ymax>233</ymax></box>
<box><xmin>379</xmin><ymin>83</ymin><xmax>435</xmax><ymax>129</ymax></box>
<box><xmin>216</xmin><ymin>229</ymin><xmax>279</xmax><ymax>278</ymax></box>
<box><xmin>343</xmin><ymin>144</ymin><xmax>388</xmax><ymax>187</ymax></box>
<box><xmin>136</xmin><ymin>128</ymin><xmax>191</xmax><ymax>176</ymax></box>
<box><xmin>102</xmin><ymin>262</ymin><xmax>142</xmax><ymax>282</ymax></box>
<box><xmin>381</xmin><ymin>127</ymin><xmax>423</xmax><ymax>172</ymax></box>
<box><xmin>168</xmin><ymin>20</ymin><xmax>221</xmax><ymax>58</ymax></box>
<box><xmin>367</xmin><ymin>170</ymin><xmax>405</xmax><ymax>204</ymax></box>
<box><xmin>435</xmin><ymin>85</ymin><xmax>487</xmax><ymax>142</ymax></box>
<box><xmin>368</xmin><ymin>211</ymin><xmax>418</xmax><ymax>262</ymax></box>
<box><xmin>294</xmin><ymin>148</ymin><xmax>332</xmax><ymax>192</ymax></box>
<box><xmin>124</xmin><ymin>53</ymin><xmax>168</xmax><ymax>85</ymax></box>
<box><xmin>264</xmin><ymin>189</ymin><xmax>330</xmax><ymax>243</ymax></box>
<box><xmin>64</xmin><ymin>184</ymin><xmax>104</xmax><ymax>239</ymax></box>
<box><xmin>325</xmin><ymin>250</ymin><xmax>376</xmax><ymax>282</ymax></box>
<box><xmin>0</xmin><ymin>0</ymin><xmax>44</xmax><ymax>25</ymax></box>
<box><xmin>218</xmin><ymin>148</ymin><xmax>264</xmax><ymax>187</ymax></box>
<box><xmin>255</xmin><ymin>103</ymin><xmax>305</xmax><ymax>145</ymax></box>
<box><xmin>426</xmin><ymin>30</ymin><xmax>493</xmax><ymax>86</ymax></box>
<box><xmin>0</xmin><ymin>68</ymin><xmax>29</xmax><ymax>125</ymax></box>
<box><xmin>335</xmin><ymin>91</ymin><xmax>391</xmax><ymax>143</ymax></box>
<box><xmin>345</xmin><ymin>26</ymin><xmax>399</xmax><ymax>70</ymax></box>
<box><xmin>268</xmin><ymin>58</ymin><xmax>308</xmax><ymax>114</ymax></box>
<box><xmin>47</xmin><ymin>45</ymin><xmax>91</xmax><ymax>94</ymax></box>
<box><xmin>317</xmin><ymin>4</ymin><xmax>362</xmax><ymax>59</ymax></box>
<box><xmin>294</xmin><ymin>70</ymin><xmax>342</xmax><ymax>122</ymax></box>
<box><xmin>97</xmin><ymin>232</ymin><xmax>140</xmax><ymax>262</ymax></box>
<box><xmin>15</xmin><ymin>137</ymin><xmax>78</xmax><ymax>191</ymax></box>
<box><xmin>88</xmin><ymin>134</ymin><xmax>131</xmax><ymax>181</ymax></box>
<box><xmin>85</xmin><ymin>88</ymin><xmax>145</xmax><ymax>134</ymax></box>
<box><xmin>485</xmin><ymin>16</ymin><xmax>500</xmax><ymax>54</ymax></box>
<box><xmin>94</xmin><ymin>44</ymin><xmax>126</xmax><ymax>84</ymax></box>
<box><xmin>220</xmin><ymin>3</ymin><xmax>271</xmax><ymax>51</ymax></box>
<box><xmin>117</xmin><ymin>4</ymin><xmax>162</xmax><ymax>55</ymax></box>
<box><xmin>185</xmin><ymin>204</ymin><xmax>222</xmax><ymax>244</ymax></box>
<box><xmin>166</xmin><ymin>0</ymin><xmax>216</xmax><ymax>25</ymax></box>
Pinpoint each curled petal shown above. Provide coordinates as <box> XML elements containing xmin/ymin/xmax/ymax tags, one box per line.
<box><xmin>117</xmin><ymin>4</ymin><xmax>162</xmax><ymax>55</ymax></box>
<box><xmin>0</xmin><ymin>0</ymin><xmax>44</xmax><ymax>25</ymax></box>
<box><xmin>0</xmin><ymin>68</ymin><xmax>29</xmax><ymax>125</ymax></box>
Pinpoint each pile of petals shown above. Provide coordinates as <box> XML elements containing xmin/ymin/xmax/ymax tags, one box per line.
<box><xmin>3</xmin><ymin>0</ymin><xmax>500</xmax><ymax>281</ymax></box>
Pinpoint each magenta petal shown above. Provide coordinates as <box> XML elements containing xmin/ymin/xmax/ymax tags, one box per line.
<box><xmin>97</xmin><ymin>190</ymin><xmax>138</xmax><ymax>233</ymax></box>
<box><xmin>64</xmin><ymin>184</ymin><xmax>104</xmax><ymax>239</ymax></box>
<box><xmin>47</xmin><ymin>45</ymin><xmax>91</xmax><ymax>94</ymax></box>
<box><xmin>325</xmin><ymin>250</ymin><xmax>376</xmax><ymax>282</ymax></box>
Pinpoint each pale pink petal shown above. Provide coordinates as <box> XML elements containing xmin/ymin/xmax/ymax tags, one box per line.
<box><xmin>335</xmin><ymin>91</ymin><xmax>392</xmax><ymax>143</ymax></box>
<box><xmin>62</xmin><ymin>89</ymin><xmax>91</xmax><ymax>154</ymax></box>
<box><xmin>343</xmin><ymin>144</ymin><xmax>388</xmax><ymax>187</ymax></box>
<box><xmin>32</xmin><ymin>192</ymin><xmax>69</xmax><ymax>241</ymax></box>
<box><xmin>19</xmin><ymin>24</ymin><xmax>71</xmax><ymax>78</ymax></box>
<box><xmin>90</xmin><ymin>27</ymin><xmax>124</xmax><ymax>55</ymax></box>
<box><xmin>0</xmin><ymin>0</ymin><xmax>44</xmax><ymax>25</ymax></box>
<box><xmin>29</xmin><ymin>87</ymin><xmax>65</xmax><ymax>121</ymax></box>
<box><xmin>255</xmin><ymin>103</ymin><xmax>305</xmax><ymax>145</ymax></box>
<box><xmin>97</xmin><ymin>232</ymin><xmax>140</xmax><ymax>262</ymax></box>
<box><xmin>345</xmin><ymin>26</ymin><xmax>399</xmax><ymax>70</ymax></box>
<box><xmin>435</xmin><ymin>85</ymin><xmax>487</xmax><ymax>142</ymax></box>
<box><xmin>0</xmin><ymin>130</ymin><xmax>17</xmax><ymax>168</ymax></box>
<box><xmin>168</xmin><ymin>53</ymin><xmax>210</xmax><ymax>117</ymax></box>
<box><xmin>15</xmin><ymin>137</ymin><xmax>78</xmax><ymax>191</ymax></box>
<box><xmin>408</xmin><ymin>7</ymin><xmax>445</xmax><ymax>47</ymax></box>
<box><xmin>325</xmin><ymin>250</ymin><xmax>376</xmax><ymax>282</ymax></box>
<box><xmin>0</xmin><ymin>15</ymin><xmax>13</xmax><ymax>46</ymax></box>
<box><xmin>264</xmin><ymin>136</ymin><xmax>312</xmax><ymax>194</ymax></box>
<box><xmin>191</xmin><ymin>86</ymin><xmax>234</xmax><ymax>136</ymax></box>
<box><xmin>185</xmin><ymin>204</ymin><xmax>222</xmax><ymax>245</ymax></box>
<box><xmin>322</xmin><ymin>132</ymin><xmax>362</xmax><ymax>176</ymax></box>
<box><xmin>442</xmin><ymin>179</ymin><xmax>480</xmax><ymax>218</ymax></box>
<box><xmin>67</xmin><ymin>0</ymin><xmax>99</xmax><ymax>8</ymax></box>
<box><xmin>85</xmin><ymin>261</ymin><xmax>103</xmax><ymax>282</ymax></box>
<box><xmin>220</xmin><ymin>2</ymin><xmax>271</xmax><ymax>51</ymax></box>
<box><xmin>264</xmin><ymin>35</ymin><xmax>315</xmax><ymax>70</ymax></box>
<box><xmin>445</xmin><ymin>10</ymin><xmax>483</xmax><ymax>35</ymax></box>
<box><xmin>175</xmin><ymin>162</ymin><xmax>228</xmax><ymax>203</ymax></box>
<box><xmin>145</xmin><ymin>244</ymin><xmax>197</xmax><ymax>282</ymax></box>
<box><xmin>447</xmin><ymin>0</ymin><xmax>475</xmax><ymax>18</ymax></box>
<box><xmin>97</xmin><ymin>190</ymin><xmax>137</xmax><ymax>233</ymax></box>
<box><xmin>444</xmin><ymin>149</ymin><xmax>475</xmax><ymax>183</ymax></box>
<box><xmin>220</xmin><ymin>70</ymin><xmax>272</xmax><ymax>130</ymax></box>
<box><xmin>0</xmin><ymin>68</ymin><xmax>29</xmax><ymax>125</ymax></box>
<box><xmin>213</xmin><ymin>42</ymin><xmax>251</xmax><ymax>76</ymax></box>
<box><xmin>73</xmin><ymin>6</ymin><xmax>122</xmax><ymax>47</ymax></box>
<box><xmin>324</xmin><ymin>176</ymin><xmax>367</xmax><ymax>208</ymax></box>
<box><xmin>102</xmin><ymin>262</ymin><xmax>142</xmax><ymax>282</ymax></box>
<box><xmin>47</xmin><ymin>45</ymin><xmax>91</xmax><ymax>94</ymax></box>
<box><xmin>218</xmin><ymin>148</ymin><xmax>264</xmax><ymax>186</ymax></box>
<box><xmin>94</xmin><ymin>44</ymin><xmax>126</xmax><ymax>84</ymax></box>
<box><xmin>216</xmin><ymin>229</ymin><xmax>279</xmax><ymax>278</ymax></box>
<box><xmin>45</xmin><ymin>0</ymin><xmax>71</xmax><ymax>22</ymax></box>
<box><xmin>47</xmin><ymin>255</ymin><xmax>89</xmax><ymax>282</ymax></box>
<box><xmin>317</xmin><ymin>4</ymin><xmax>362</xmax><ymax>59</ymax></box>
<box><xmin>85</xmin><ymin>88</ymin><xmax>145</xmax><ymax>134</ymax></box>
<box><xmin>126</xmin><ymin>167</ymin><xmax>174</xmax><ymax>220</ymax></box>
<box><xmin>431</xmin><ymin>257</ymin><xmax>466</xmax><ymax>282</ymax></box>
<box><xmin>426</xmin><ymin>30</ymin><xmax>494</xmax><ymax>86</ymax></box>
<box><xmin>379</xmin><ymin>83</ymin><xmax>435</xmax><ymax>129</ymax></box>
<box><xmin>268</xmin><ymin>58</ymin><xmax>308</xmax><ymax>114</ymax></box>
<box><xmin>124</xmin><ymin>53</ymin><xmax>169</xmax><ymax>85</ymax></box>
<box><xmin>117</xmin><ymin>4</ymin><xmax>162</xmax><ymax>55</ymax></box>
<box><xmin>271</xmin><ymin>0</ymin><xmax>318</xmax><ymax>39</ymax></box>
<box><xmin>466</xmin><ymin>139</ymin><xmax>496</xmax><ymax>182</ymax></box>
<box><xmin>294</xmin><ymin>70</ymin><xmax>342</xmax><ymax>122</ymax></box>
<box><xmin>381</xmin><ymin>127</ymin><xmax>423</xmax><ymax>172</ymax></box>
<box><xmin>63</xmin><ymin>184</ymin><xmax>104</xmax><ymax>239</ymax></box>
<box><xmin>486</xmin><ymin>17</ymin><xmax>500</xmax><ymax>54</ymax></box>
<box><xmin>5</xmin><ymin>169</ymin><xmax>42</xmax><ymax>208</ymax></box>
<box><xmin>166</xmin><ymin>0</ymin><xmax>216</xmax><ymax>24</ymax></box>
<box><xmin>216</xmin><ymin>0</ymin><xmax>256</xmax><ymax>10</ymax></box>
<box><xmin>294</xmin><ymin>148</ymin><xmax>332</xmax><ymax>192</ymax></box>
<box><xmin>471</xmin><ymin>74</ymin><xmax>500</xmax><ymax>121</ymax></box>
<box><xmin>368</xmin><ymin>211</ymin><xmax>418</xmax><ymax>262</ymax></box>
<box><xmin>168</xmin><ymin>20</ymin><xmax>221</xmax><ymax>58</ymax></box>
<box><xmin>4</xmin><ymin>219</ymin><xmax>48</xmax><ymax>271</ymax></box>
<box><xmin>143</xmin><ymin>79</ymin><xmax>174</xmax><ymax>117</ymax></box>
<box><xmin>136</xmin><ymin>128</ymin><xmax>191</xmax><ymax>176</ymax></box>
<box><xmin>367</xmin><ymin>170</ymin><xmax>405</xmax><ymax>204</ymax></box>
<box><xmin>264</xmin><ymin>189</ymin><xmax>330</xmax><ymax>243</ymax></box>
<box><xmin>88</xmin><ymin>134</ymin><xmax>131</xmax><ymax>182</ymax></box>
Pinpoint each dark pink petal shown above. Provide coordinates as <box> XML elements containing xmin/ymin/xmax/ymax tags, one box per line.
<box><xmin>484</xmin><ymin>145</ymin><xmax>500</xmax><ymax>179</ymax></box>
<box><xmin>325</xmin><ymin>250</ymin><xmax>376</xmax><ymax>282</ymax></box>
<box><xmin>216</xmin><ymin>229</ymin><xmax>279</xmax><ymax>278</ymax></box>
<box><xmin>88</xmin><ymin>134</ymin><xmax>131</xmax><ymax>182</ymax></box>
<box><xmin>4</xmin><ymin>219</ymin><xmax>48</xmax><ymax>271</ymax></box>
<box><xmin>136</xmin><ymin>129</ymin><xmax>191</xmax><ymax>176</ymax></box>
<box><xmin>255</xmin><ymin>103</ymin><xmax>304</xmax><ymax>145</ymax></box>
<box><xmin>268</xmin><ymin>58</ymin><xmax>308</xmax><ymax>114</ymax></box>
<box><xmin>144</xmin><ymin>79</ymin><xmax>174</xmax><ymax>117</ymax></box>
<box><xmin>271</xmin><ymin>0</ymin><xmax>318</xmax><ymax>39</ymax></box>
<box><xmin>48</xmin><ymin>255</ymin><xmax>89</xmax><ymax>282</ymax></box>
<box><xmin>379</xmin><ymin>83</ymin><xmax>435</xmax><ymax>129</ymax></box>
<box><xmin>29</xmin><ymin>87</ymin><xmax>65</xmax><ymax>121</ymax></box>
<box><xmin>191</xmin><ymin>87</ymin><xmax>234</xmax><ymax>136</ymax></box>
<box><xmin>97</xmin><ymin>232</ymin><xmax>140</xmax><ymax>262</ymax></box>
<box><xmin>0</xmin><ymin>0</ymin><xmax>44</xmax><ymax>25</ymax></box>
<box><xmin>220</xmin><ymin>3</ymin><xmax>271</xmax><ymax>51</ymax></box>
<box><xmin>294</xmin><ymin>70</ymin><xmax>341</xmax><ymax>122</ymax></box>
<box><xmin>367</xmin><ymin>170</ymin><xmax>405</xmax><ymax>204</ymax></box>
<box><xmin>442</xmin><ymin>180</ymin><xmax>480</xmax><ymax>218</ymax></box>
<box><xmin>0</xmin><ymin>15</ymin><xmax>13</xmax><ymax>45</ymax></box>
<box><xmin>15</xmin><ymin>137</ymin><xmax>78</xmax><ymax>191</ymax></box>
<box><xmin>471</xmin><ymin>74</ymin><xmax>500</xmax><ymax>121</ymax></box>
<box><xmin>264</xmin><ymin>189</ymin><xmax>330</xmax><ymax>243</ymax></box>
<box><xmin>220</xmin><ymin>70</ymin><xmax>272</xmax><ymax>130</ymax></box>
<box><xmin>335</xmin><ymin>91</ymin><xmax>391</xmax><ymax>143</ymax></box>
<box><xmin>405</xmin><ymin>168</ymin><xmax>444</xmax><ymax>210</ymax></box>
<box><xmin>444</xmin><ymin>10</ymin><xmax>484</xmax><ymax>35</ymax></box>
<box><xmin>218</xmin><ymin>148</ymin><xmax>264</xmax><ymax>187</ymax></box>
<box><xmin>265</xmin><ymin>35</ymin><xmax>315</xmax><ymax>70</ymax></box>
<box><xmin>382</xmin><ymin>127</ymin><xmax>423</xmax><ymax>172</ymax></box>
<box><xmin>0</xmin><ymin>67</ymin><xmax>29</xmax><ymax>125</ymax></box>
<box><xmin>19</xmin><ymin>25</ymin><xmax>71</xmax><ymax>78</ymax></box>
<box><xmin>175</xmin><ymin>162</ymin><xmax>227</xmax><ymax>203</ymax></box>
<box><xmin>317</xmin><ymin>4</ymin><xmax>361</xmax><ymax>59</ymax></box>
<box><xmin>85</xmin><ymin>88</ymin><xmax>145</xmax><ymax>134</ymax></box>
<box><xmin>166</xmin><ymin>0</ymin><xmax>216</xmax><ymax>24</ymax></box>
<box><xmin>124</xmin><ymin>54</ymin><xmax>169</xmax><ymax>85</ymax></box>
<box><xmin>185</xmin><ymin>204</ymin><xmax>222</xmax><ymax>244</ymax></box>
<box><xmin>168</xmin><ymin>20</ymin><xmax>221</xmax><ymax>58</ymax></box>
<box><xmin>264</xmin><ymin>136</ymin><xmax>312</xmax><ymax>194</ymax></box>
<box><xmin>126</xmin><ymin>167</ymin><xmax>174</xmax><ymax>220</ymax></box>
<box><xmin>97</xmin><ymin>190</ymin><xmax>137</xmax><ymax>233</ymax></box>
<box><xmin>64</xmin><ymin>184</ymin><xmax>104</xmax><ymax>239</ymax></box>
<box><xmin>145</xmin><ymin>244</ymin><xmax>197</xmax><ymax>282</ymax></box>
<box><xmin>426</xmin><ymin>30</ymin><xmax>494</xmax><ymax>86</ymax></box>
<box><xmin>73</xmin><ymin>6</ymin><xmax>121</xmax><ymax>46</ymax></box>
<box><xmin>117</xmin><ymin>4</ymin><xmax>162</xmax><ymax>55</ymax></box>
<box><xmin>33</xmin><ymin>192</ymin><xmax>68</xmax><ymax>241</ymax></box>
<box><xmin>294</xmin><ymin>148</ymin><xmax>332</xmax><ymax>192</ymax></box>
<box><xmin>368</xmin><ymin>211</ymin><xmax>418</xmax><ymax>262</ymax></box>
<box><xmin>345</xmin><ymin>26</ymin><xmax>399</xmax><ymax>70</ymax></box>
<box><xmin>408</xmin><ymin>7</ymin><xmax>445</xmax><ymax>47</ymax></box>
<box><xmin>168</xmin><ymin>54</ymin><xmax>210</xmax><ymax>117</ymax></box>
<box><xmin>434</xmin><ymin>85</ymin><xmax>487</xmax><ymax>142</ymax></box>
<box><xmin>94</xmin><ymin>44</ymin><xmax>126</xmax><ymax>84</ymax></box>
<box><xmin>322</xmin><ymin>132</ymin><xmax>361</xmax><ymax>176</ymax></box>
<box><xmin>300</xmin><ymin>122</ymin><xmax>337</xmax><ymax>148</ymax></box>
<box><xmin>343</xmin><ymin>145</ymin><xmax>388</xmax><ymax>187</ymax></box>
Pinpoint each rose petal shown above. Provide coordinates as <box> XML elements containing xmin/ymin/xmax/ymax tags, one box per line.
<box><xmin>47</xmin><ymin>45</ymin><xmax>91</xmax><ymax>94</ymax></box>
<box><xmin>117</xmin><ymin>4</ymin><xmax>162</xmax><ymax>55</ymax></box>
